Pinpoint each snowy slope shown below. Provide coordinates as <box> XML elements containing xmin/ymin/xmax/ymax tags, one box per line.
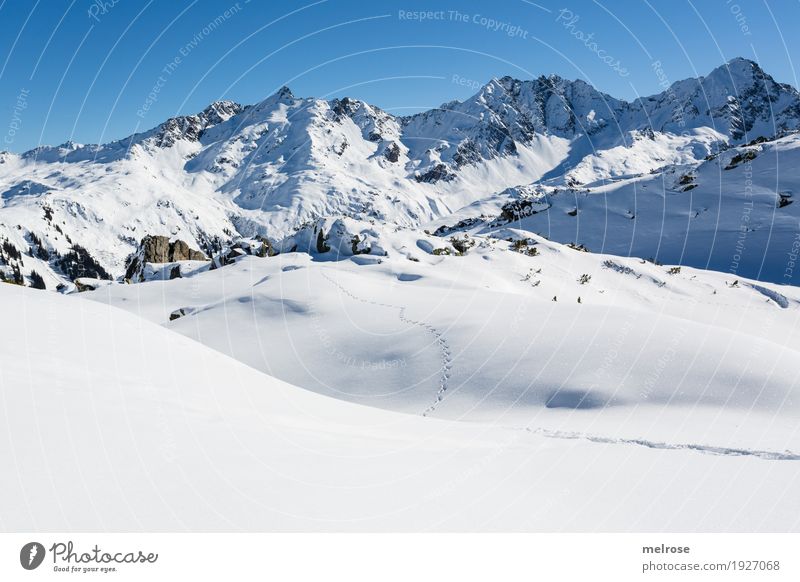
<box><xmin>431</xmin><ymin>132</ymin><xmax>800</xmax><ymax>282</ymax></box>
<box><xmin>2</xmin><ymin>58</ymin><xmax>799</xmax><ymax>288</ymax></box>
<box><xmin>85</xmin><ymin>221</ymin><xmax>800</xmax><ymax>457</ymax></box>
<box><xmin>3</xmin><ymin>281</ymin><xmax>800</xmax><ymax>531</ymax></box>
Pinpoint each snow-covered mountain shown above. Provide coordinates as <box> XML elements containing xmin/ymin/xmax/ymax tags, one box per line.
<box><xmin>429</xmin><ymin>133</ymin><xmax>800</xmax><ymax>282</ymax></box>
<box><xmin>1</xmin><ymin>57</ymin><xmax>799</xmax><ymax>288</ymax></box>
<box><xmin>640</xmin><ymin>57</ymin><xmax>800</xmax><ymax>139</ymax></box>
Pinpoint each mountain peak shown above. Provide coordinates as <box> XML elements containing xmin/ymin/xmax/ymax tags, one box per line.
<box><xmin>702</xmin><ymin>56</ymin><xmax>777</xmax><ymax>90</ymax></box>
<box><xmin>271</xmin><ymin>85</ymin><xmax>295</xmax><ymax>101</ymax></box>
<box><xmin>725</xmin><ymin>56</ymin><xmax>762</xmax><ymax>70</ymax></box>
<box><xmin>479</xmin><ymin>77</ymin><xmax>511</xmax><ymax>96</ymax></box>
<box><xmin>252</xmin><ymin>86</ymin><xmax>296</xmax><ymax>112</ymax></box>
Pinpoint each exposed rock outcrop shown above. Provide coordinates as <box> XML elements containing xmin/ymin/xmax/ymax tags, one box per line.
<box><xmin>125</xmin><ymin>235</ymin><xmax>208</xmax><ymax>282</ymax></box>
<box><xmin>139</xmin><ymin>235</ymin><xmax>207</xmax><ymax>263</ymax></box>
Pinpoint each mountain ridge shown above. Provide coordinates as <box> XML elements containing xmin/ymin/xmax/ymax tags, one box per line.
<box><xmin>8</xmin><ymin>57</ymin><xmax>796</xmax><ymax>158</ymax></box>
<box><xmin>2</xmin><ymin>57</ymin><xmax>800</xmax><ymax>289</ymax></box>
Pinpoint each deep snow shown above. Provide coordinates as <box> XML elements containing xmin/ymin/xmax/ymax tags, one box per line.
<box><xmin>3</xmin><ymin>282</ymin><xmax>800</xmax><ymax>531</ymax></box>
<box><xmin>85</xmin><ymin>223</ymin><xmax>800</xmax><ymax>460</ymax></box>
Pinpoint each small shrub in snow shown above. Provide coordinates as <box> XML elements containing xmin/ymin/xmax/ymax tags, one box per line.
<box><xmin>29</xmin><ymin>270</ymin><xmax>46</xmax><ymax>290</ymax></box>
<box><xmin>351</xmin><ymin>235</ymin><xmax>372</xmax><ymax>255</ymax></box>
<box><xmin>57</xmin><ymin>245</ymin><xmax>111</xmax><ymax>280</ymax></box>
<box><xmin>511</xmin><ymin>238</ymin><xmax>539</xmax><ymax>256</ymax></box>
<box><xmin>603</xmin><ymin>260</ymin><xmax>636</xmax><ymax>276</ymax></box>
<box><xmin>449</xmin><ymin>235</ymin><xmax>474</xmax><ymax>255</ymax></box>
<box><xmin>566</xmin><ymin>242</ymin><xmax>590</xmax><ymax>252</ymax></box>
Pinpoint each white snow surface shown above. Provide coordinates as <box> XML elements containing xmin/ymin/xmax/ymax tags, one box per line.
<box><xmin>428</xmin><ymin>133</ymin><xmax>800</xmax><ymax>283</ymax></box>
<box><xmin>87</xmin><ymin>225</ymin><xmax>800</xmax><ymax>441</ymax></box>
<box><xmin>3</xmin><ymin>277</ymin><xmax>800</xmax><ymax>532</ymax></box>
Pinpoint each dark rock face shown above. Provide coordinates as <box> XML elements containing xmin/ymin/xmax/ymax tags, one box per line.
<box><xmin>170</xmin><ymin>239</ymin><xmax>207</xmax><ymax>262</ymax></box>
<box><xmin>73</xmin><ymin>279</ymin><xmax>94</xmax><ymax>292</ymax></box>
<box><xmin>384</xmin><ymin>142</ymin><xmax>401</xmax><ymax>163</ymax></box>
<box><xmin>200</xmin><ymin>100</ymin><xmax>244</xmax><ymax>126</ymax></box>
<box><xmin>316</xmin><ymin>229</ymin><xmax>331</xmax><ymax>253</ymax></box>
<box><xmin>330</xmin><ymin>97</ymin><xmax>359</xmax><ymax>121</ymax></box>
<box><xmin>725</xmin><ymin>149</ymin><xmax>758</xmax><ymax>170</ymax></box>
<box><xmin>170</xmin><ymin>240</ymin><xmax>193</xmax><ymax>262</ymax></box>
<box><xmin>169</xmin><ymin>307</ymin><xmax>195</xmax><ymax>321</ymax></box>
<box><xmin>141</xmin><ymin>235</ymin><xmax>169</xmax><ymax>263</ymax></box>
<box><xmin>153</xmin><ymin>100</ymin><xmax>244</xmax><ymax>148</ymax></box>
<box><xmin>500</xmin><ymin>197</ymin><xmax>551</xmax><ymax>222</ymax></box>
<box><xmin>415</xmin><ymin>163</ymin><xmax>455</xmax><ymax>184</ymax></box>
<box><xmin>432</xmin><ymin>218</ymin><xmax>482</xmax><ymax>237</ymax></box>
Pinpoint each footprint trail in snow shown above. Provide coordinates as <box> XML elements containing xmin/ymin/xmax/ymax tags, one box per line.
<box><xmin>526</xmin><ymin>427</ymin><xmax>800</xmax><ymax>461</ymax></box>
<box><xmin>321</xmin><ymin>270</ymin><xmax>452</xmax><ymax>416</ymax></box>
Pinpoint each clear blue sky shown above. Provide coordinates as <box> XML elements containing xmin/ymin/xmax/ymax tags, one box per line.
<box><xmin>1</xmin><ymin>0</ymin><xmax>798</xmax><ymax>152</ymax></box>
